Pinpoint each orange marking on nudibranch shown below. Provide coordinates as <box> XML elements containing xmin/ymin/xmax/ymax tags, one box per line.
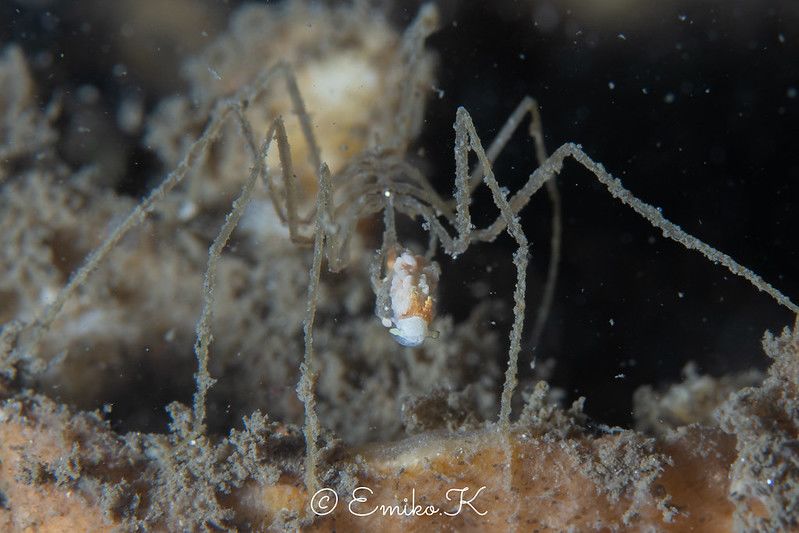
<box><xmin>382</xmin><ymin>248</ymin><xmax>440</xmax><ymax>346</ymax></box>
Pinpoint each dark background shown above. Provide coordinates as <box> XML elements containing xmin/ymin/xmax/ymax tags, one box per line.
<box><xmin>2</xmin><ymin>0</ymin><xmax>797</xmax><ymax>428</ymax></box>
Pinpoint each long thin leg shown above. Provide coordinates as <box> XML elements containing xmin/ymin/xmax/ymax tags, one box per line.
<box><xmin>453</xmin><ymin>108</ymin><xmax>529</xmax><ymax>431</ymax></box>
<box><xmin>453</xmin><ymin>107</ymin><xmax>528</xmax><ymax>529</ymax></box>
<box><xmin>473</xmin><ymin>141</ymin><xmax>798</xmax><ymax>315</ymax></box>
<box><xmin>390</xmin><ymin>3</ymin><xmax>440</xmax><ymax>152</ymax></box>
<box><xmin>16</xmin><ymin>95</ymin><xmax>239</xmax><ymax>361</ymax></box>
<box><xmin>193</xmin><ymin>109</ymin><xmax>334</xmax><ymax>501</ymax></box>
<box><xmin>297</xmin><ymin>163</ymin><xmax>334</xmax><ymax>512</ymax></box>
<box><xmin>256</xmin><ymin>61</ymin><xmax>323</xmax><ymax>231</ymax></box>
<box><xmin>557</xmin><ymin>143</ymin><xmax>799</xmax><ymax>314</ymax></box>
<box><xmin>526</xmin><ymin>101</ymin><xmax>562</xmax><ymax>359</ymax></box>
<box><xmin>274</xmin><ymin>62</ymin><xmax>324</xmax><ymax>178</ymax></box>
<box><xmin>372</xmin><ymin>193</ymin><xmax>401</xmax><ymax>325</ymax></box>
<box><xmin>425</xmin><ymin>230</ymin><xmax>439</xmax><ymax>261</ymax></box>
<box><xmin>465</xmin><ymin>96</ymin><xmax>538</xmax><ymax>193</ymax></box>
<box><xmin>16</xmin><ymin>60</ymin><xmax>323</xmax><ymax>363</ymax></box>
<box><xmin>464</xmin><ymin>96</ymin><xmax>563</xmax><ymax>359</ymax></box>
<box><xmin>263</xmin><ymin>116</ymin><xmax>314</xmax><ymax>245</ymax></box>
<box><xmin>191</xmin><ymin>110</ymin><xmax>277</xmax><ymax>435</ymax></box>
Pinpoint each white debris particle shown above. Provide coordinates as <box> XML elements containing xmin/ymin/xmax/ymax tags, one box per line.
<box><xmin>788</xmin><ymin>87</ymin><xmax>797</xmax><ymax>99</ymax></box>
<box><xmin>678</xmin><ymin>14</ymin><xmax>687</xmax><ymax>22</ymax></box>
<box><xmin>778</xmin><ymin>33</ymin><xmax>785</xmax><ymax>43</ymax></box>
<box><xmin>609</xmin><ymin>318</ymin><xmax>615</xmax><ymax>326</ymax></box>
<box><xmin>663</xmin><ymin>92</ymin><xmax>675</xmax><ymax>104</ymax></box>
<box><xmin>617</xmin><ymin>33</ymin><xmax>626</xmax><ymax>40</ymax></box>
<box><xmin>112</xmin><ymin>63</ymin><xmax>127</xmax><ymax>77</ymax></box>
<box><xmin>117</xmin><ymin>96</ymin><xmax>144</xmax><ymax>134</ymax></box>
<box><xmin>678</xmin><ymin>291</ymin><xmax>685</xmax><ymax>299</ymax></box>
<box><xmin>178</xmin><ymin>200</ymin><xmax>199</xmax><ymax>221</ymax></box>
<box><xmin>608</xmin><ymin>81</ymin><xmax>616</xmax><ymax>90</ymax></box>
<box><xmin>642</xmin><ymin>87</ymin><xmax>649</xmax><ymax>95</ymax></box>
<box><xmin>614</xmin><ymin>373</ymin><xmax>626</xmax><ymax>379</ymax></box>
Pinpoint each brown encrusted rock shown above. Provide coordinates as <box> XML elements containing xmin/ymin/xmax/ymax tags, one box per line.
<box><xmin>0</xmin><ymin>394</ymin><xmax>739</xmax><ymax>532</ymax></box>
<box><xmin>717</xmin><ymin>322</ymin><xmax>799</xmax><ymax>532</ymax></box>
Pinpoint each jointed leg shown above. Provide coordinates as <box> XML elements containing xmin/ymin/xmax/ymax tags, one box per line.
<box><xmin>471</xmin><ymin>139</ymin><xmax>797</xmax><ymax>314</ymax></box>
<box><xmin>262</xmin><ymin>116</ymin><xmax>314</xmax><ymax>245</ymax></box>
<box><xmin>555</xmin><ymin>143</ymin><xmax>799</xmax><ymax>314</ymax></box>
<box><xmin>391</xmin><ymin>3</ymin><xmax>440</xmax><ymax>152</ymax></box>
<box><xmin>435</xmin><ymin>104</ymin><xmax>799</xmax><ymax>446</ymax></box>
<box><xmin>16</xmin><ymin>96</ymin><xmax>239</xmax><ymax>362</ymax></box>
<box><xmin>273</xmin><ymin>62</ymin><xmax>323</xmax><ymax>177</ymax></box>
<box><xmin>524</xmin><ymin>100</ymin><xmax>562</xmax><ymax>358</ymax></box>
<box><xmin>297</xmin><ymin>163</ymin><xmax>334</xmax><ymax>512</ymax></box>
<box><xmin>425</xmin><ymin>230</ymin><xmax>439</xmax><ymax>261</ymax></box>
<box><xmin>465</xmin><ymin>96</ymin><xmax>545</xmax><ymax>193</ymax></box>
<box><xmin>187</xmin><ymin>62</ymin><xmax>332</xmax><ymax>440</ymax></box>
<box><xmin>191</xmin><ymin>111</ymin><xmax>284</xmax><ymax>435</ymax></box>
<box><xmin>17</xmin><ymin>58</ymin><xmax>327</xmax><ymax>362</ymax></box>
<box><xmin>192</xmin><ymin>107</ymin><xmax>333</xmax><ymax>500</ymax></box>
<box><xmin>259</xmin><ymin>61</ymin><xmax>326</xmax><ymax>234</ymax></box>
<box><xmin>452</xmin><ymin>108</ymin><xmax>529</xmax><ymax>431</ymax></box>
<box><xmin>463</xmin><ymin>96</ymin><xmax>563</xmax><ymax>358</ymax></box>
<box><xmin>372</xmin><ymin>192</ymin><xmax>407</xmax><ymax>328</ymax></box>
<box><xmin>452</xmin><ymin>107</ymin><xmax>529</xmax><ymax>529</ymax></box>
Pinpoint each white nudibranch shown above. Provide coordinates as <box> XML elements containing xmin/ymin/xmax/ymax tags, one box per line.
<box><xmin>379</xmin><ymin>249</ymin><xmax>440</xmax><ymax>347</ymax></box>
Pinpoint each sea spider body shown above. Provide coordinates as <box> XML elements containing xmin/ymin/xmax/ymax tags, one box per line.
<box><xmin>13</xmin><ymin>2</ymin><xmax>798</xmax><ymax>518</ymax></box>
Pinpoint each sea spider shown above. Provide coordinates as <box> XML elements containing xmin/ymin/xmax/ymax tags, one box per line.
<box><xmin>13</xmin><ymin>1</ymin><xmax>798</xmax><ymax>511</ymax></box>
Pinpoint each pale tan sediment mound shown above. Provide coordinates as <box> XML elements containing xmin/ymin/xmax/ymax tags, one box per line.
<box><xmin>146</xmin><ymin>0</ymin><xmax>435</xmax><ymax>213</ymax></box>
